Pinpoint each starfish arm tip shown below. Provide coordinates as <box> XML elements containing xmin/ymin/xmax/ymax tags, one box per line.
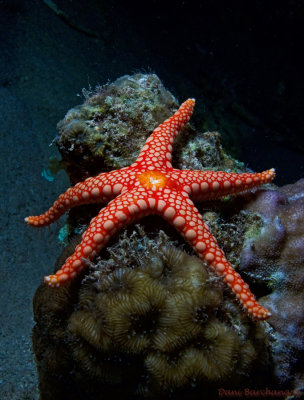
<box><xmin>185</xmin><ymin>98</ymin><xmax>195</xmax><ymax>107</ymax></box>
<box><xmin>25</xmin><ymin>216</ymin><xmax>37</xmax><ymax>225</ymax></box>
<box><xmin>263</xmin><ymin>168</ymin><xmax>275</xmax><ymax>183</ymax></box>
<box><xmin>44</xmin><ymin>274</ymin><xmax>62</xmax><ymax>287</ymax></box>
<box><xmin>24</xmin><ymin>215</ymin><xmax>49</xmax><ymax>227</ymax></box>
<box><xmin>254</xmin><ymin>308</ymin><xmax>271</xmax><ymax>321</ymax></box>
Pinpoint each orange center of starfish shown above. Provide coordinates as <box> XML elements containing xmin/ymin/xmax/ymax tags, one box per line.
<box><xmin>137</xmin><ymin>170</ymin><xmax>168</xmax><ymax>190</ymax></box>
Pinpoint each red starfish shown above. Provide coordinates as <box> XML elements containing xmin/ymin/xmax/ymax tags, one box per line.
<box><xmin>26</xmin><ymin>99</ymin><xmax>275</xmax><ymax>320</ymax></box>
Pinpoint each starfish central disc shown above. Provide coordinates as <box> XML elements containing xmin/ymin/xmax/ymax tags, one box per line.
<box><xmin>137</xmin><ymin>170</ymin><xmax>169</xmax><ymax>191</ymax></box>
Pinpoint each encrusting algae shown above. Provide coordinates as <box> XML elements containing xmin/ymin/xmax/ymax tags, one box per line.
<box><xmin>32</xmin><ymin>228</ymin><xmax>271</xmax><ymax>399</ymax></box>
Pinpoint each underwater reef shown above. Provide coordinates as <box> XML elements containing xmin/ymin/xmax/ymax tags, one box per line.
<box><xmin>32</xmin><ymin>74</ymin><xmax>303</xmax><ymax>399</ymax></box>
<box><xmin>33</xmin><ymin>229</ymin><xmax>271</xmax><ymax>399</ymax></box>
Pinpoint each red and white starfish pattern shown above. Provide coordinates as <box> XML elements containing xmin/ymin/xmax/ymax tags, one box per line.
<box><xmin>26</xmin><ymin>99</ymin><xmax>275</xmax><ymax>320</ymax></box>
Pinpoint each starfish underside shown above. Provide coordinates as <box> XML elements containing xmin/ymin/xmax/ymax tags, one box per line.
<box><xmin>26</xmin><ymin>99</ymin><xmax>275</xmax><ymax>320</ymax></box>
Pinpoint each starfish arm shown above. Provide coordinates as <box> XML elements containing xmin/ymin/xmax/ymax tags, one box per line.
<box><xmin>134</xmin><ymin>98</ymin><xmax>195</xmax><ymax>169</ymax></box>
<box><xmin>157</xmin><ymin>190</ymin><xmax>271</xmax><ymax>320</ymax></box>
<box><xmin>43</xmin><ymin>188</ymin><xmax>155</xmax><ymax>287</ymax></box>
<box><xmin>167</xmin><ymin>168</ymin><xmax>275</xmax><ymax>200</ymax></box>
<box><xmin>25</xmin><ymin>168</ymin><xmax>132</xmax><ymax>227</ymax></box>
